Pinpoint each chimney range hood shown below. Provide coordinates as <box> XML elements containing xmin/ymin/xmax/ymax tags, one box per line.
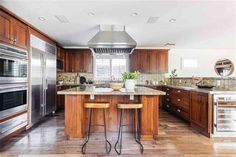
<box><xmin>88</xmin><ymin>25</ymin><xmax>136</xmax><ymax>55</ymax></box>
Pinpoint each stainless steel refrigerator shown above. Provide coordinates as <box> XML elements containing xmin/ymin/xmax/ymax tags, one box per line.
<box><xmin>29</xmin><ymin>35</ymin><xmax>56</xmax><ymax>126</ymax></box>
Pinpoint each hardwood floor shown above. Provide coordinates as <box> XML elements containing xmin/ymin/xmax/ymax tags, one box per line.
<box><xmin>1</xmin><ymin>109</ymin><xmax>236</xmax><ymax>157</ymax></box>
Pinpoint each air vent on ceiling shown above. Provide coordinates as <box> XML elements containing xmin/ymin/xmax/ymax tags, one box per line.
<box><xmin>55</xmin><ymin>15</ymin><xmax>69</xmax><ymax>23</ymax></box>
<box><xmin>164</xmin><ymin>43</ymin><xmax>176</xmax><ymax>46</ymax></box>
<box><xmin>147</xmin><ymin>16</ymin><xmax>159</xmax><ymax>24</ymax></box>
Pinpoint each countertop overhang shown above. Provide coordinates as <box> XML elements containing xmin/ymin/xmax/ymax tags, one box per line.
<box><xmin>57</xmin><ymin>86</ymin><xmax>166</xmax><ymax>96</ymax></box>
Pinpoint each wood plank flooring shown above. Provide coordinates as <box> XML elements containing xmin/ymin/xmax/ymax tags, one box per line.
<box><xmin>1</xmin><ymin>109</ymin><xmax>236</xmax><ymax>157</ymax></box>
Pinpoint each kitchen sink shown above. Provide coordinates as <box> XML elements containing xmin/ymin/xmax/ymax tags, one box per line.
<box><xmin>94</xmin><ymin>88</ymin><xmax>113</xmax><ymax>93</ymax></box>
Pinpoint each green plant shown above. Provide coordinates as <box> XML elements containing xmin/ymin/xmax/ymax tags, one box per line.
<box><xmin>169</xmin><ymin>69</ymin><xmax>178</xmax><ymax>78</ymax></box>
<box><xmin>122</xmin><ymin>71</ymin><xmax>140</xmax><ymax>81</ymax></box>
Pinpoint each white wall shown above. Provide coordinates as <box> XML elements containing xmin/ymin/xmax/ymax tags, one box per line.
<box><xmin>169</xmin><ymin>49</ymin><xmax>236</xmax><ymax>77</ymax></box>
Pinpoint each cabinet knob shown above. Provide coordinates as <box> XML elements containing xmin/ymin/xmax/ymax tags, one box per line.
<box><xmin>177</xmin><ymin>90</ymin><xmax>181</xmax><ymax>93</ymax></box>
<box><xmin>166</xmin><ymin>105</ymin><xmax>170</xmax><ymax>108</ymax></box>
<box><xmin>177</xmin><ymin>99</ymin><xmax>181</xmax><ymax>102</ymax></box>
<box><xmin>177</xmin><ymin>109</ymin><xmax>181</xmax><ymax>113</ymax></box>
<box><xmin>167</xmin><ymin>88</ymin><xmax>169</xmax><ymax>91</ymax></box>
<box><xmin>166</xmin><ymin>98</ymin><xmax>170</xmax><ymax>101</ymax></box>
<box><xmin>167</xmin><ymin>93</ymin><xmax>169</xmax><ymax>96</ymax></box>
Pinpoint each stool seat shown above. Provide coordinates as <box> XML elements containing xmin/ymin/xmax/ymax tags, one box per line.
<box><xmin>117</xmin><ymin>103</ymin><xmax>143</xmax><ymax>109</ymax></box>
<box><xmin>84</xmin><ymin>102</ymin><xmax>110</xmax><ymax>109</ymax></box>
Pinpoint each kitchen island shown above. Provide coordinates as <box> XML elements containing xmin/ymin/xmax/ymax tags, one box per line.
<box><xmin>57</xmin><ymin>86</ymin><xmax>165</xmax><ymax>140</ymax></box>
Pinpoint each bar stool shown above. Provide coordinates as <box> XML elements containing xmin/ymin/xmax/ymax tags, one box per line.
<box><xmin>115</xmin><ymin>103</ymin><xmax>144</xmax><ymax>155</ymax></box>
<box><xmin>81</xmin><ymin>102</ymin><xmax>111</xmax><ymax>154</ymax></box>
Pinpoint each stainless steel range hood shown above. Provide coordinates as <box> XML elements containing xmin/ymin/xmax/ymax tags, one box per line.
<box><xmin>88</xmin><ymin>25</ymin><xmax>136</xmax><ymax>54</ymax></box>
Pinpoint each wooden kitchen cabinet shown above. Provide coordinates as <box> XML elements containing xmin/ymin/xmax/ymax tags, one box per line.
<box><xmin>130</xmin><ymin>49</ymin><xmax>169</xmax><ymax>73</ymax></box>
<box><xmin>162</xmin><ymin>86</ymin><xmax>190</xmax><ymax>121</ymax></box>
<box><xmin>0</xmin><ymin>10</ymin><xmax>12</xmax><ymax>44</ymax></box>
<box><xmin>64</xmin><ymin>49</ymin><xmax>93</xmax><ymax>73</ymax></box>
<box><xmin>139</xmin><ymin>50</ymin><xmax>150</xmax><ymax>73</ymax></box>
<box><xmin>12</xmin><ymin>19</ymin><xmax>29</xmax><ymax>50</ymax></box>
<box><xmin>158</xmin><ymin>50</ymin><xmax>168</xmax><ymax>73</ymax></box>
<box><xmin>0</xmin><ymin>9</ymin><xmax>29</xmax><ymax>50</ymax></box>
<box><xmin>130</xmin><ymin>49</ymin><xmax>139</xmax><ymax>71</ymax></box>
<box><xmin>190</xmin><ymin>91</ymin><xmax>210</xmax><ymax>136</ymax></box>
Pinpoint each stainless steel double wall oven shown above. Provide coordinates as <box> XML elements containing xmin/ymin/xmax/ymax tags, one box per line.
<box><xmin>0</xmin><ymin>44</ymin><xmax>28</xmax><ymax>139</ymax></box>
<box><xmin>0</xmin><ymin>44</ymin><xmax>28</xmax><ymax>120</ymax></box>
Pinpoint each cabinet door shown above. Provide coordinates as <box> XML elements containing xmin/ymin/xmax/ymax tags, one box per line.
<box><xmin>139</xmin><ymin>50</ymin><xmax>150</xmax><ymax>73</ymax></box>
<box><xmin>129</xmin><ymin>49</ymin><xmax>139</xmax><ymax>72</ymax></box>
<box><xmin>12</xmin><ymin>19</ymin><xmax>29</xmax><ymax>50</ymax></box>
<box><xmin>149</xmin><ymin>50</ymin><xmax>158</xmax><ymax>73</ymax></box>
<box><xmin>83</xmin><ymin>50</ymin><xmax>93</xmax><ymax>73</ymax></box>
<box><xmin>158</xmin><ymin>50</ymin><xmax>168</xmax><ymax>73</ymax></box>
<box><xmin>190</xmin><ymin>92</ymin><xmax>208</xmax><ymax>131</ymax></box>
<box><xmin>0</xmin><ymin>10</ymin><xmax>12</xmax><ymax>44</ymax></box>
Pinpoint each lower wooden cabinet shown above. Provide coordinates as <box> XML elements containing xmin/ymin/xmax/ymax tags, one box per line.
<box><xmin>162</xmin><ymin>87</ymin><xmax>191</xmax><ymax>121</ymax></box>
<box><xmin>161</xmin><ymin>86</ymin><xmax>212</xmax><ymax>137</ymax></box>
<box><xmin>57</xmin><ymin>85</ymin><xmax>80</xmax><ymax>109</ymax></box>
<box><xmin>190</xmin><ymin>91</ymin><xmax>210</xmax><ymax>136</ymax></box>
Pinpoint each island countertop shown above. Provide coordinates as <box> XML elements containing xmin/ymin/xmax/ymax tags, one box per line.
<box><xmin>57</xmin><ymin>86</ymin><xmax>166</xmax><ymax>95</ymax></box>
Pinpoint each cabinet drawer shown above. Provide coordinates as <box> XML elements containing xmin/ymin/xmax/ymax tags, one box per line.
<box><xmin>171</xmin><ymin>95</ymin><xmax>190</xmax><ymax>112</ymax></box>
<box><xmin>172</xmin><ymin>106</ymin><xmax>190</xmax><ymax>121</ymax></box>
<box><xmin>171</xmin><ymin>88</ymin><xmax>190</xmax><ymax>96</ymax></box>
<box><xmin>0</xmin><ymin>113</ymin><xmax>27</xmax><ymax>139</ymax></box>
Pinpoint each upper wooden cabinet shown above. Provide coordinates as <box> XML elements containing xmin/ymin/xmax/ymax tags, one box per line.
<box><xmin>63</xmin><ymin>49</ymin><xmax>93</xmax><ymax>73</ymax></box>
<box><xmin>130</xmin><ymin>49</ymin><xmax>169</xmax><ymax>73</ymax></box>
<box><xmin>12</xmin><ymin>19</ymin><xmax>29</xmax><ymax>50</ymax></box>
<box><xmin>0</xmin><ymin>10</ymin><xmax>29</xmax><ymax>50</ymax></box>
<box><xmin>0</xmin><ymin>10</ymin><xmax>12</xmax><ymax>44</ymax></box>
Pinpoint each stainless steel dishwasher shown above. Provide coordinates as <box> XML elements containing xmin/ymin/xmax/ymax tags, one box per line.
<box><xmin>213</xmin><ymin>93</ymin><xmax>236</xmax><ymax>137</ymax></box>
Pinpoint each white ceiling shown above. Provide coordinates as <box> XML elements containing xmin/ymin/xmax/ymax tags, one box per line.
<box><xmin>1</xmin><ymin>0</ymin><xmax>236</xmax><ymax>49</ymax></box>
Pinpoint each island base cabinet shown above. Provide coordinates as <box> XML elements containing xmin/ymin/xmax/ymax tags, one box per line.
<box><xmin>190</xmin><ymin>92</ymin><xmax>212</xmax><ymax>137</ymax></box>
<box><xmin>64</xmin><ymin>95</ymin><xmax>159</xmax><ymax>140</ymax></box>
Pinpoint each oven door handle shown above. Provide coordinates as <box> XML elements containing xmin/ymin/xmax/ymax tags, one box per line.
<box><xmin>0</xmin><ymin>87</ymin><xmax>27</xmax><ymax>93</ymax></box>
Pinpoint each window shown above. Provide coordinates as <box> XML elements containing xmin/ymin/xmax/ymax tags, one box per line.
<box><xmin>94</xmin><ymin>55</ymin><xmax>129</xmax><ymax>81</ymax></box>
<box><xmin>181</xmin><ymin>58</ymin><xmax>198</xmax><ymax>69</ymax></box>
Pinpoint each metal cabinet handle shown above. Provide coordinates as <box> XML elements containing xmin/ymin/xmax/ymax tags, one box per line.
<box><xmin>177</xmin><ymin>109</ymin><xmax>181</xmax><ymax>112</ymax></box>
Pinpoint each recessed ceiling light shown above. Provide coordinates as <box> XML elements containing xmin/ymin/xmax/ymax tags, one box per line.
<box><xmin>38</xmin><ymin>17</ymin><xmax>46</xmax><ymax>21</ymax></box>
<box><xmin>131</xmin><ymin>12</ymin><xmax>138</xmax><ymax>17</ymax></box>
<box><xmin>88</xmin><ymin>12</ymin><xmax>95</xmax><ymax>16</ymax></box>
<box><xmin>147</xmin><ymin>16</ymin><xmax>159</xmax><ymax>24</ymax></box>
<box><xmin>169</xmin><ymin>18</ymin><xmax>176</xmax><ymax>22</ymax></box>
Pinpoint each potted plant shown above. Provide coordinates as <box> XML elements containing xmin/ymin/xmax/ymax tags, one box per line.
<box><xmin>169</xmin><ymin>69</ymin><xmax>178</xmax><ymax>85</ymax></box>
<box><xmin>122</xmin><ymin>71</ymin><xmax>140</xmax><ymax>91</ymax></box>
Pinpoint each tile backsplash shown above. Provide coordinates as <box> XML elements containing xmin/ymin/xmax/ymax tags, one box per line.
<box><xmin>169</xmin><ymin>77</ymin><xmax>236</xmax><ymax>89</ymax></box>
<box><xmin>57</xmin><ymin>72</ymin><xmax>235</xmax><ymax>89</ymax></box>
<box><xmin>57</xmin><ymin>72</ymin><xmax>93</xmax><ymax>84</ymax></box>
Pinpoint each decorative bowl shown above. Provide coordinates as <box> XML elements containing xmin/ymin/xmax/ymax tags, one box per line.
<box><xmin>109</xmin><ymin>82</ymin><xmax>124</xmax><ymax>91</ymax></box>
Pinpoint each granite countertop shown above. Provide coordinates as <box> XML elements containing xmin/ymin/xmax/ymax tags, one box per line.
<box><xmin>136</xmin><ymin>84</ymin><xmax>236</xmax><ymax>94</ymax></box>
<box><xmin>57</xmin><ymin>86</ymin><xmax>166</xmax><ymax>96</ymax></box>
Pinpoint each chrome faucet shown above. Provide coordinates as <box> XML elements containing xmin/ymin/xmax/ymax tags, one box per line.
<box><xmin>74</xmin><ymin>73</ymin><xmax>80</xmax><ymax>84</ymax></box>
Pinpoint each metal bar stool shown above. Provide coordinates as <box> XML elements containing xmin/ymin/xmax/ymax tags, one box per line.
<box><xmin>115</xmin><ymin>103</ymin><xmax>144</xmax><ymax>155</ymax></box>
<box><xmin>81</xmin><ymin>102</ymin><xmax>111</xmax><ymax>154</ymax></box>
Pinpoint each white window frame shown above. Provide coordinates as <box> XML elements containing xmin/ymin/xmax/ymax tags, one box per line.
<box><xmin>93</xmin><ymin>54</ymin><xmax>129</xmax><ymax>81</ymax></box>
<box><xmin>181</xmin><ymin>58</ymin><xmax>198</xmax><ymax>69</ymax></box>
